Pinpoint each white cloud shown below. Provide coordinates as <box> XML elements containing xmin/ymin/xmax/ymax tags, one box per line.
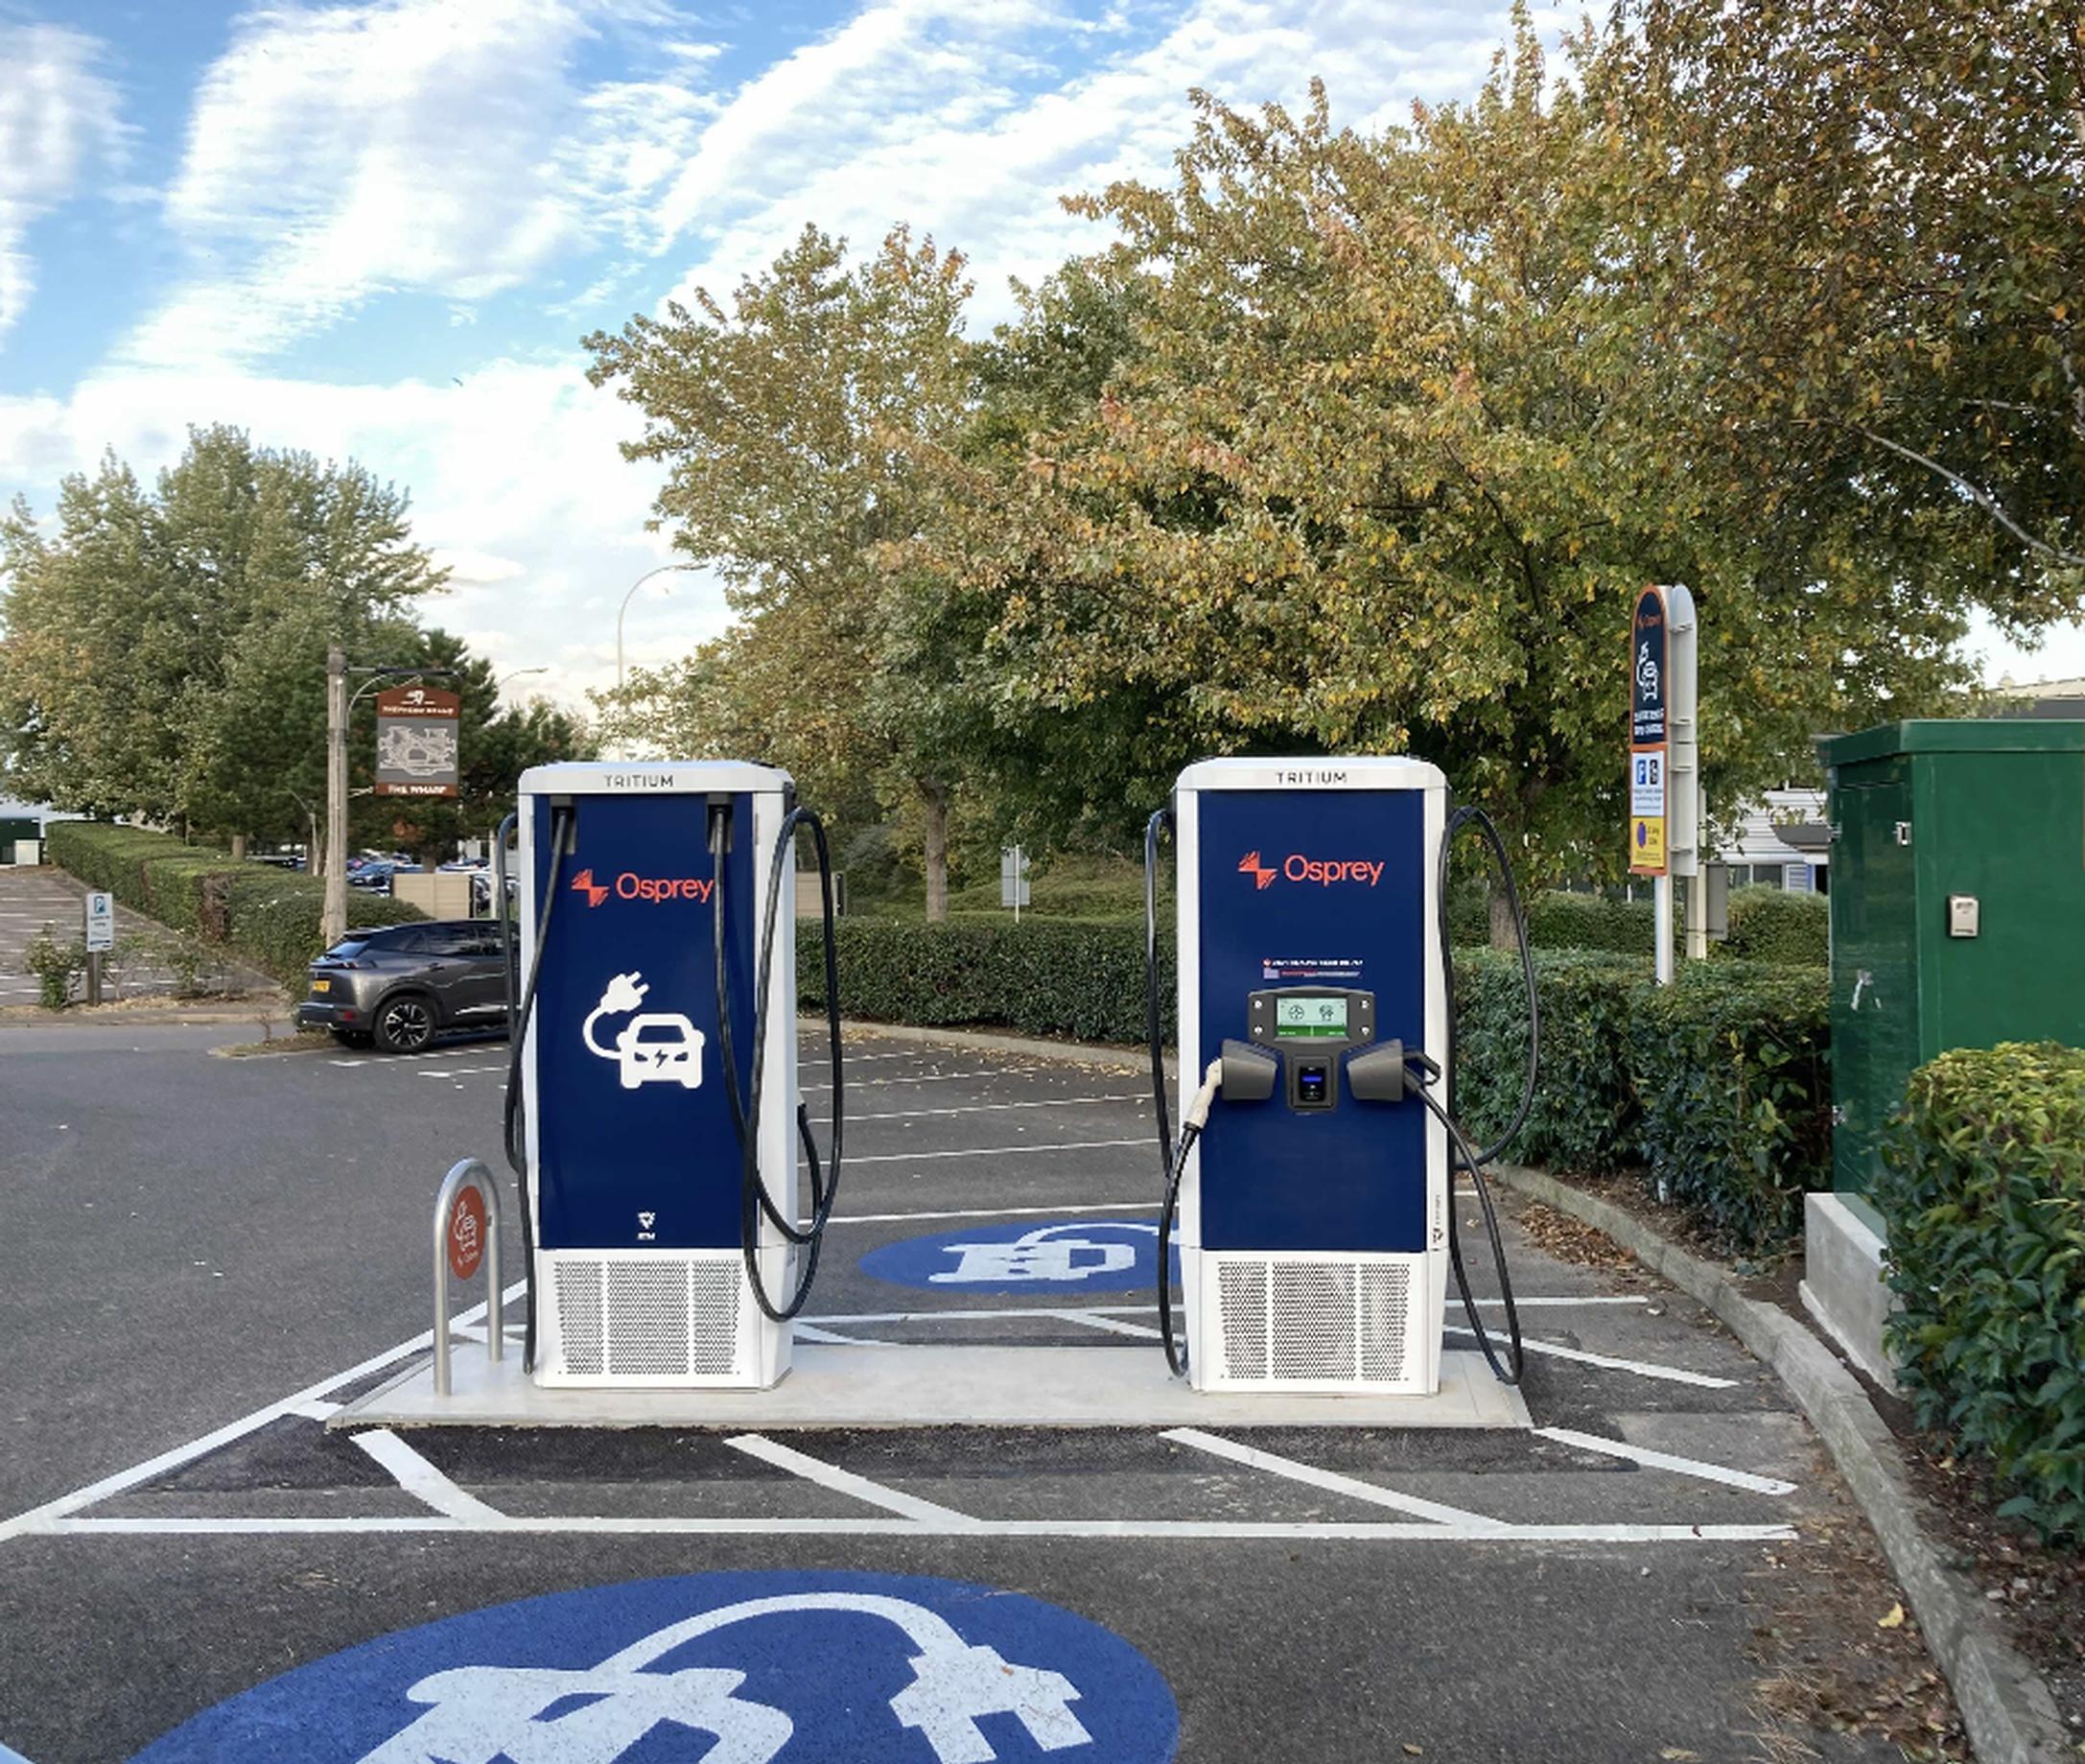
<box><xmin>0</xmin><ymin>23</ymin><xmax>126</xmax><ymax>346</ymax></box>
<box><xmin>0</xmin><ymin>359</ymin><xmax>732</xmax><ymax>703</ymax></box>
<box><xmin>127</xmin><ymin>0</ymin><xmax>715</xmax><ymax>370</ymax></box>
<box><xmin>648</xmin><ymin>0</ymin><xmax>1571</xmax><ymax>327</ymax></box>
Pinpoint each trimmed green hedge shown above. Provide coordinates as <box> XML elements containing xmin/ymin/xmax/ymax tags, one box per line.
<box><xmin>46</xmin><ymin>821</ymin><xmax>425</xmax><ymax>988</ymax></box>
<box><xmin>1629</xmin><ymin>963</ymin><xmax>1832</xmax><ymax>1250</ymax></box>
<box><xmin>1720</xmin><ymin>885</ymin><xmax>1828</xmax><ymax>966</ymax></box>
<box><xmin>1457</xmin><ymin>950</ymin><xmax>1831</xmax><ymax>1252</ymax></box>
<box><xmin>1878</xmin><ymin>1044</ymin><xmax>2085</xmax><ymax>1544</ymax></box>
<box><xmin>798</xmin><ymin>915</ymin><xmax>1173</xmax><ymax>1045</ymax></box>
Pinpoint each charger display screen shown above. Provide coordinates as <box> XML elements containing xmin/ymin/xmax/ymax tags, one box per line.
<box><xmin>1274</xmin><ymin>995</ymin><xmax>1347</xmax><ymax>1038</ymax></box>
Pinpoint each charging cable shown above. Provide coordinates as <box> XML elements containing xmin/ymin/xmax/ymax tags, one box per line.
<box><xmin>1156</xmin><ymin>1056</ymin><xmax>1224</xmax><ymax>1376</ymax></box>
<box><xmin>500</xmin><ymin>801</ymin><xmax>574</xmax><ymax>1374</ymax></box>
<box><xmin>709</xmin><ymin>799</ymin><xmax>845</xmax><ymax>1322</ymax></box>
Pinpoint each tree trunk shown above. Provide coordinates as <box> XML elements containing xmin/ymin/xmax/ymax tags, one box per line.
<box><xmin>921</xmin><ymin>781</ymin><xmax>949</xmax><ymax>924</ymax></box>
<box><xmin>229</xmin><ymin>834</ymin><xmax>247</xmax><ymax>861</ymax></box>
<box><xmin>1488</xmin><ymin>885</ymin><xmax>1521</xmax><ymax>952</ymax></box>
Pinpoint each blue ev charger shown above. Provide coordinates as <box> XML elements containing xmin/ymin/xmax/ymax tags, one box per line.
<box><xmin>1143</xmin><ymin>757</ymin><xmax>1535</xmax><ymax>1395</ymax></box>
<box><xmin>500</xmin><ymin>762</ymin><xmax>842</xmax><ymax>1389</ymax></box>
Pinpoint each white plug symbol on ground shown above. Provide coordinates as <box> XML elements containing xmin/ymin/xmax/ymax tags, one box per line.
<box><xmin>582</xmin><ymin>970</ymin><xmax>705</xmax><ymax>1091</ymax></box>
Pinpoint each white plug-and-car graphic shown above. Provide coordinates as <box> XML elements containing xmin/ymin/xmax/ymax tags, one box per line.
<box><xmin>582</xmin><ymin>971</ymin><xmax>705</xmax><ymax>1090</ymax></box>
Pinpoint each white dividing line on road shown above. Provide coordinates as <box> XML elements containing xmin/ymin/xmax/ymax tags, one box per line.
<box><xmin>0</xmin><ymin>1279</ymin><xmax>527</xmax><ymax>1547</ymax></box>
<box><xmin>801</xmin><ymin>1069</ymin><xmax>1033</xmax><ymax>1094</ymax></box>
<box><xmin>832</xmin><ymin>1094</ymin><xmax>1145</xmax><ymax>1123</ymax></box>
<box><xmin>350</xmin><ymin>1429</ymin><xmax>507</xmax><ymax>1520</ymax></box>
<box><xmin>818</xmin><ymin>1201</ymin><xmax>1157</xmax><ymax>1228</ymax></box>
<box><xmin>797</xmin><ymin>1050</ymin><xmax>933</xmax><ymax>1069</ymax></box>
<box><xmin>846</xmin><ymin>1138</ymin><xmax>1149</xmax><ymax>1166</ymax></box>
<box><xmin>330</xmin><ymin>1044</ymin><xmax>503</xmax><ymax>1069</ymax></box>
<box><xmin>1058</xmin><ymin>1310</ymin><xmax>1163</xmax><ymax>1340</ymax></box>
<box><xmin>726</xmin><ymin>1433</ymin><xmax>977</xmax><ymax>1526</ymax></box>
<box><xmin>791</xmin><ymin>1324</ymin><xmax>900</xmax><ymax>1348</ymax></box>
<box><xmin>1163</xmin><ymin>1427</ymin><xmax>1507</xmax><ymax>1530</ymax></box>
<box><xmin>42</xmin><ymin>1514</ymin><xmax>1796</xmax><ymax>1542</ymax></box>
<box><xmin>1534</xmin><ymin>1427</ymin><xmax>1796</xmax><ymax>1495</ymax></box>
<box><xmin>1445</xmin><ymin>1326</ymin><xmax>1739</xmax><ymax>1389</ymax></box>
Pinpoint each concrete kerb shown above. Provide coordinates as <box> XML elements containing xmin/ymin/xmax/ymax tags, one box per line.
<box><xmin>1490</xmin><ymin>1162</ymin><xmax>2074</xmax><ymax>1764</ymax></box>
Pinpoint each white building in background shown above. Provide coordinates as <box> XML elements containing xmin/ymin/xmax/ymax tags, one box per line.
<box><xmin>1718</xmin><ymin>788</ymin><xmax>1830</xmax><ymax>892</ymax></box>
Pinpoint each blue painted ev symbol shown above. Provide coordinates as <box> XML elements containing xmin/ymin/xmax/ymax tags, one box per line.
<box><xmin>858</xmin><ymin>1217</ymin><xmax>1178</xmax><ymax>1296</ymax></box>
<box><xmin>129</xmin><ymin>1569</ymin><xmax>1180</xmax><ymax>1763</ymax></box>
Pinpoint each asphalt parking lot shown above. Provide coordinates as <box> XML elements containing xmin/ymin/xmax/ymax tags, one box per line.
<box><xmin>0</xmin><ymin>1025</ymin><xmax>1924</xmax><ymax>1763</ymax></box>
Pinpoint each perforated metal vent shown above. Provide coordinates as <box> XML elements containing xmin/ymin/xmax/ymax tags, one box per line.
<box><xmin>1212</xmin><ymin>1255</ymin><xmax>1415</xmax><ymax>1389</ymax></box>
<box><xmin>551</xmin><ymin>1256</ymin><xmax>741</xmax><ymax>1381</ymax></box>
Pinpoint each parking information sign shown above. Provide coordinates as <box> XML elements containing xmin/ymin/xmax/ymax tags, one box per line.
<box><xmin>374</xmin><ymin>685</ymin><xmax>460</xmax><ymax>799</ymax></box>
<box><xmin>1629</xmin><ymin>586</ymin><xmax>1669</xmax><ymax>876</ymax></box>
<box><xmin>83</xmin><ymin>891</ymin><xmax>114</xmax><ymax>953</ymax></box>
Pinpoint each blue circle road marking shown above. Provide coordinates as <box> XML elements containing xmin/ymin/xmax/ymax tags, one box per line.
<box><xmin>129</xmin><ymin>1569</ymin><xmax>1180</xmax><ymax>1764</ymax></box>
<box><xmin>859</xmin><ymin>1217</ymin><xmax>1178</xmax><ymax>1296</ymax></box>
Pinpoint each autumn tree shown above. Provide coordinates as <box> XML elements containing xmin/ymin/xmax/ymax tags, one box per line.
<box><xmin>585</xmin><ymin>225</ymin><xmax>976</xmax><ymax>916</ymax></box>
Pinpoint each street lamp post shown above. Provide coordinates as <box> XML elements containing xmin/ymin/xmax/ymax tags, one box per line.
<box><xmin>617</xmin><ymin>563</ymin><xmax>696</xmax><ymax>691</ymax></box>
<box><xmin>498</xmin><ymin>667</ymin><xmax>549</xmax><ymax>698</ymax></box>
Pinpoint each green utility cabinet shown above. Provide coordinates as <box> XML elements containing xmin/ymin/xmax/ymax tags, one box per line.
<box><xmin>1820</xmin><ymin>719</ymin><xmax>2085</xmax><ymax>1194</ymax></box>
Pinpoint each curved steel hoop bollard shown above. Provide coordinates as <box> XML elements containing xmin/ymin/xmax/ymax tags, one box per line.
<box><xmin>433</xmin><ymin>1158</ymin><xmax>504</xmax><ymax>1397</ymax></box>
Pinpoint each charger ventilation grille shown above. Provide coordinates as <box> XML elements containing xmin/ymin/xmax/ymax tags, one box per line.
<box><xmin>551</xmin><ymin>1257</ymin><xmax>741</xmax><ymax>1381</ymax></box>
<box><xmin>1211</xmin><ymin>1256</ymin><xmax>1413</xmax><ymax>1388</ymax></box>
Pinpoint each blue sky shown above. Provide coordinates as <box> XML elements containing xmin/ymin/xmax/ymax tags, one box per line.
<box><xmin>2</xmin><ymin>0</ymin><xmax>2076</xmax><ymax>706</ymax></box>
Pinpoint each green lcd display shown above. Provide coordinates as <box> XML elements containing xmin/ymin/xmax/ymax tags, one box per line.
<box><xmin>1275</xmin><ymin>995</ymin><xmax>1347</xmax><ymax>1037</ymax></box>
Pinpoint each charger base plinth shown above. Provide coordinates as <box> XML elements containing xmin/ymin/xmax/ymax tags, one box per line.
<box><xmin>335</xmin><ymin>1343</ymin><xmax>1529</xmax><ymax>1431</ymax></box>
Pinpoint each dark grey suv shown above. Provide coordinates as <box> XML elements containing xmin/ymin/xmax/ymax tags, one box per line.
<box><xmin>299</xmin><ymin>921</ymin><xmax>511</xmax><ymax>1053</ymax></box>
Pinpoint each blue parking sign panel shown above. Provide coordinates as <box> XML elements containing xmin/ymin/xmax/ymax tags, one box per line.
<box><xmin>860</xmin><ymin>1217</ymin><xmax>1176</xmax><ymax>1296</ymax></box>
<box><xmin>130</xmin><ymin>1570</ymin><xmax>1179</xmax><ymax>1763</ymax></box>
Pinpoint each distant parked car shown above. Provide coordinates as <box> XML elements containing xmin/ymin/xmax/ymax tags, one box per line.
<box><xmin>298</xmin><ymin>921</ymin><xmax>511</xmax><ymax>1053</ymax></box>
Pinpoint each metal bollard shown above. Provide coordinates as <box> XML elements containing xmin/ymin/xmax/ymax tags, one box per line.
<box><xmin>432</xmin><ymin>1157</ymin><xmax>504</xmax><ymax>1398</ymax></box>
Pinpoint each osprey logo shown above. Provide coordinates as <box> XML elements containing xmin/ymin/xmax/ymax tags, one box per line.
<box><xmin>569</xmin><ymin>869</ymin><xmax>715</xmax><ymax>907</ymax></box>
<box><xmin>1238</xmin><ymin>851</ymin><xmax>1278</xmax><ymax>890</ymax></box>
<box><xmin>1239</xmin><ymin>851</ymin><xmax>1386</xmax><ymax>889</ymax></box>
<box><xmin>570</xmin><ymin>869</ymin><xmax>612</xmax><ymax>908</ymax></box>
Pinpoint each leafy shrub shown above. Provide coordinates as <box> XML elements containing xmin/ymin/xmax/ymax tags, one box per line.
<box><xmin>799</xmin><ymin>914</ymin><xmax>1172</xmax><ymax>1045</ymax></box>
<box><xmin>1878</xmin><ymin>1044</ymin><xmax>2085</xmax><ymax>1544</ymax></box>
<box><xmin>45</xmin><ymin>821</ymin><xmax>424</xmax><ymax>988</ymax></box>
<box><xmin>1628</xmin><ymin>962</ymin><xmax>1832</xmax><ymax>1252</ymax></box>
<box><xmin>1719</xmin><ymin>885</ymin><xmax>1828</xmax><ymax>966</ymax></box>
<box><xmin>1455</xmin><ymin>950</ymin><xmax>1646</xmax><ymax>1175</ymax></box>
<box><xmin>21</xmin><ymin>929</ymin><xmax>84</xmax><ymax>1008</ymax></box>
<box><xmin>1525</xmin><ymin>890</ymin><xmax>1660</xmax><ymax>955</ymax></box>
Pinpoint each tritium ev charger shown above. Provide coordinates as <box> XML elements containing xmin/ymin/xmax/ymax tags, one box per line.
<box><xmin>504</xmin><ymin>761</ymin><xmax>840</xmax><ymax>1389</ymax></box>
<box><xmin>1162</xmin><ymin>758</ymin><xmax>1452</xmax><ymax>1395</ymax></box>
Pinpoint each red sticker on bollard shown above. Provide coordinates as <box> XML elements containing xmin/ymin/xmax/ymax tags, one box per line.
<box><xmin>446</xmin><ymin>1185</ymin><xmax>486</xmax><ymax>1283</ymax></box>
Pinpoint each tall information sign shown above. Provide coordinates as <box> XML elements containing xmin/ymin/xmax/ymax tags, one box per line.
<box><xmin>1629</xmin><ymin>588</ymin><xmax>1670</xmax><ymax>876</ymax></box>
<box><xmin>374</xmin><ymin>686</ymin><xmax>461</xmax><ymax>799</ymax></box>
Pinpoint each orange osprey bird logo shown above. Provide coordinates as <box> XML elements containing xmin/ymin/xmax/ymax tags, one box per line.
<box><xmin>1238</xmin><ymin>851</ymin><xmax>1278</xmax><ymax>890</ymax></box>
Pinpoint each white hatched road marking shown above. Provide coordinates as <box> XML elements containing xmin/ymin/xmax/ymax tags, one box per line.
<box><xmin>1163</xmin><ymin>1427</ymin><xmax>1507</xmax><ymax>1529</ymax></box>
<box><xmin>351</xmin><ymin>1428</ymin><xmax>506</xmax><ymax>1520</ymax></box>
<box><xmin>1534</xmin><ymin>1427</ymin><xmax>1796</xmax><ymax>1494</ymax></box>
<box><xmin>1445</xmin><ymin>1326</ymin><xmax>1738</xmax><ymax>1389</ymax></box>
<box><xmin>725</xmin><ymin>1433</ymin><xmax>976</xmax><ymax>1525</ymax></box>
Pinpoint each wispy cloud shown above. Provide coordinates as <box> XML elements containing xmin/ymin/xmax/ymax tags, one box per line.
<box><xmin>0</xmin><ymin>23</ymin><xmax>127</xmax><ymax>347</ymax></box>
<box><xmin>126</xmin><ymin>0</ymin><xmax>716</xmax><ymax>370</ymax></box>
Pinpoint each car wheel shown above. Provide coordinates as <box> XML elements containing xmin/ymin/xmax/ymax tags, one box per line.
<box><xmin>373</xmin><ymin>993</ymin><xmax>435</xmax><ymax>1054</ymax></box>
<box><xmin>329</xmin><ymin>1028</ymin><xmax>374</xmax><ymax>1049</ymax></box>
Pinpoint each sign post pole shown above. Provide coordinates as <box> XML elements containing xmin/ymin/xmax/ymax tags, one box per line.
<box><xmin>1628</xmin><ymin>585</ymin><xmax>1696</xmax><ymax>986</ymax></box>
<box><xmin>323</xmin><ymin>646</ymin><xmax>348</xmax><ymax>950</ymax></box>
<box><xmin>82</xmin><ymin>890</ymin><xmax>113</xmax><ymax>1006</ymax></box>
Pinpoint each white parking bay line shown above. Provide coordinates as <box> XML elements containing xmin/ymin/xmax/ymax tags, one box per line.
<box><xmin>726</xmin><ymin>1433</ymin><xmax>977</xmax><ymax>1526</ymax></box>
<box><xmin>819</xmin><ymin>1202</ymin><xmax>1156</xmax><ymax>1228</ymax></box>
<box><xmin>802</xmin><ymin>1070</ymin><xmax>1031</xmax><ymax>1093</ymax></box>
<box><xmin>1534</xmin><ymin>1427</ymin><xmax>1796</xmax><ymax>1494</ymax></box>
<box><xmin>351</xmin><ymin>1429</ymin><xmax>506</xmax><ymax>1520</ymax></box>
<box><xmin>843</xmin><ymin>1094</ymin><xmax>1145</xmax><ymax>1122</ymax></box>
<box><xmin>846</xmin><ymin>1139</ymin><xmax>1148</xmax><ymax>1166</ymax></box>
<box><xmin>1444</xmin><ymin>1327</ymin><xmax>1738</xmax><ymax>1389</ymax></box>
<box><xmin>1163</xmin><ymin>1427</ymin><xmax>1507</xmax><ymax>1530</ymax></box>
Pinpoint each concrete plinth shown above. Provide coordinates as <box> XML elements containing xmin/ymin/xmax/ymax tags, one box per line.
<box><xmin>1800</xmin><ymin>1191</ymin><xmax>1901</xmax><ymax>1395</ymax></box>
<box><xmin>335</xmin><ymin>1344</ymin><xmax>1531</xmax><ymax>1431</ymax></box>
